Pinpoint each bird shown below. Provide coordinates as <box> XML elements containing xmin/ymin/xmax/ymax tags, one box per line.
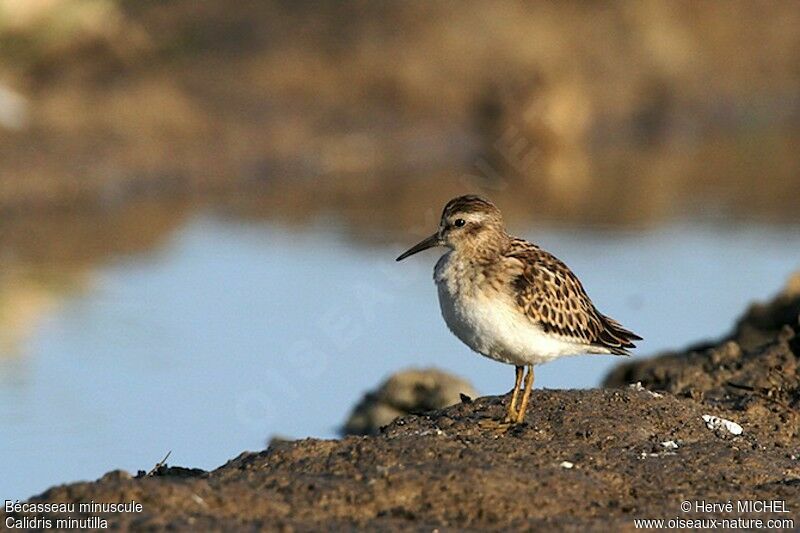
<box><xmin>396</xmin><ymin>195</ymin><xmax>641</xmax><ymax>424</ymax></box>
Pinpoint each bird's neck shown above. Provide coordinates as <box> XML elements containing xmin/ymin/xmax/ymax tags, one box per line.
<box><xmin>453</xmin><ymin>230</ymin><xmax>511</xmax><ymax>264</ymax></box>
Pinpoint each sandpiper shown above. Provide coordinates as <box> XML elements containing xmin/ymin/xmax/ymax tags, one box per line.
<box><xmin>397</xmin><ymin>195</ymin><xmax>641</xmax><ymax>423</ymax></box>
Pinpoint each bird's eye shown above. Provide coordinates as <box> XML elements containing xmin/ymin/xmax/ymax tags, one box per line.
<box><xmin>454</xmin><ymin>218</ymin><xmax>466</xmax><ymax>227</ymax></box>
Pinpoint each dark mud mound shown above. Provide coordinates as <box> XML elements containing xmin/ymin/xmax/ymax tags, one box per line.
<box><xmin>726</xmin><ymin>273</ymin><xmax>800</xmax><ymax>351</ymax></box>
<box><xmin>4</xmin><ymin>389</ymin><xmax>797</xmax><ymax>530</ymax></box>
<box><xmin>342</xmin><ymin>367</ymin><xmax>477</xmax><ymax>436</ymax></box>
<box><xmin>605</xmin><ymin>274</ymin><xmax>800</xmax><ymax>445</ymax></box>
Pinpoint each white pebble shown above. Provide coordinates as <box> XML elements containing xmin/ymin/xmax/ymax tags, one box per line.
<box><xmin>702</xmin><ymin>415</ymin><xmax>743</xmax><ymax>436</ymax></box>
<box><xmin>628</xmin><ymin>382</ymin><xmax>663</xmax><ymax>398</ymax></box>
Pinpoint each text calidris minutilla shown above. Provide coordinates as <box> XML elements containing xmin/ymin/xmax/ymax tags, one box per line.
<box><xmin>397</xmin><ymin>195</ymin><xmax>641</xmax><ymax>423</ymax></box>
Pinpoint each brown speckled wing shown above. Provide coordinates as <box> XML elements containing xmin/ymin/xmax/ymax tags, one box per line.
<box><xmin>506</xmin><ymin>239</ymin><xmax>641</xmax><ymax>354</ymax></box>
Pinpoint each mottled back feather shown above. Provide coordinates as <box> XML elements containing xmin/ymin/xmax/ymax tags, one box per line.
<box><xmin>506</xmin><ymin>238</ymin><xmax>642</xmax><ymax>354</ymax></box>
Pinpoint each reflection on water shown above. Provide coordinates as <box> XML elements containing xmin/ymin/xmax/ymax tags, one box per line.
<box><xmin>0</xmin><ymin>216</ymin><xmax>799</xmax><ymax>500</ymax></box>
<box><xmin>0</xmin><ymin>270</ymin><xmax>89</xmax><ymax>356</ymax></box>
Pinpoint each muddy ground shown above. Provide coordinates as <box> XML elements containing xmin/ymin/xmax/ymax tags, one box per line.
<box><xmin>4</xmin><ymin>389</ymin><xmax>797</xmax><ymax>530</ymax></box>
<box><xmin>4</xmin><ymin>286</ymin><xmax>799</xmax><ymax>530</ymax></box>
<box><xmin>605</xmin><ymin>273</ymin><xmax>800</xmax><ymax>447</ymax></box>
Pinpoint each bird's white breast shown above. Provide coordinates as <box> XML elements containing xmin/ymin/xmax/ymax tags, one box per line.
<box><xmin>434</xmin><ymin>252</ymin><xmax>599</xmax><ymax>366</ymax></box>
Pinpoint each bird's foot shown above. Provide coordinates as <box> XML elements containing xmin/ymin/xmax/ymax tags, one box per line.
<box><xmin>503</xmin><ymin>404</ymin><xmax>519</xmax><ymax>424</ymax></box>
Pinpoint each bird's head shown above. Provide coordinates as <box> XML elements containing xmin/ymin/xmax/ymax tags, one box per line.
<box><xmin>396</xmin><ymin>195</ymin><xmax>506</xmax><ymax>261</ymax></box>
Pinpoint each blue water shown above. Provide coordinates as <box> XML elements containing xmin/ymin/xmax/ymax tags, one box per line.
<box><xmin>1</xmin><ymin>217</ymin><xmax>798</xmax><ymax>500</ymax></box>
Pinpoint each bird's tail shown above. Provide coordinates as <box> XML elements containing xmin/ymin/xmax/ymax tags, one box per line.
<box><xmin>596</xmin><ymin>314</ymin><xmax>642</xmax><ymax>356</ymax></box>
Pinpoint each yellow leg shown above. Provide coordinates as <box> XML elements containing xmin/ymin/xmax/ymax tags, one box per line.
<box><xmin>505</xmin><ymin>366</ymin><xmax>524</xmax><ymax>422</ymax></box>
<box><xmin>515</xmin><ymin>365</ymin><xmax>535</xmax><ymax>424</ymax></box>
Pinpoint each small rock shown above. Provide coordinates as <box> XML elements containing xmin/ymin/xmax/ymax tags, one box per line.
<box><xmin>660</xmin><ymin>440</ymin><xmax>679</xmax><ymax>449</ymax></box>
<box><xmin>559</xmin><ymin>461</ymin><xmax>574</xmax><ymax>469</ymax></box>
<box><xmin>628</xmin><ymin>382</ymin><xmax>663</xmax><ymax>398</ymax></box>
<box><xmin>342</xmin><ymin>368</ymin><xmax>478</xmax><ymax>436</ymax></box>
<box><xmin>99</xmin><ymin>470</ymin><xmax>132</xmax><ymax>482</ymax></box>
<box><xmin>702</xmin><ymin>414</ymin><xmax>743</xmax><ymax>436</ymax></box>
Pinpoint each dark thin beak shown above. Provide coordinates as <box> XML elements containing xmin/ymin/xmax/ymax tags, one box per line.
<box><xmin>396</xmin><ymin>233</ymin><xmax>442</xmax><ymax>261</ymax></box>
